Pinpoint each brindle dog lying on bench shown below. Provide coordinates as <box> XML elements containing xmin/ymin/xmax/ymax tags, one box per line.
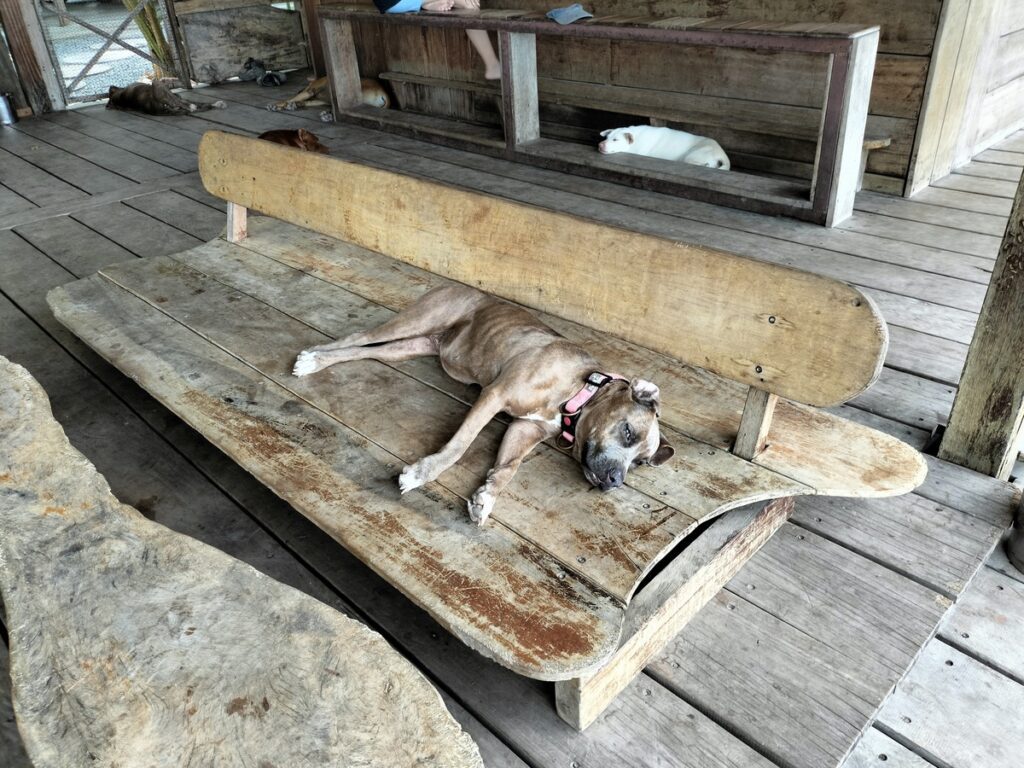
<box><xmin>294</xmin><ymin>285</ymin><xmax>674</xmax><ymax>525</ymax></box>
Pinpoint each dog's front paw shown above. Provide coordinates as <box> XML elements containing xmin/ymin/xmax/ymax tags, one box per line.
<box><xmin>292</xmin><ymin>350</ymin><xmax>322</xmax><ymax>377</ymax></box>
<box><xmin>468</xmin><ymin>488</ymin><xmax>495</xmax><ymax>526</ymax></box>
<box><xmin>398</xmin><ymin>461</ymin><xmax>430</xmax><ymax>494</ymax></box>
<box><xmin>319</xmin><ymin>110</ymin><xmax>334</xmax><ymax>123</ymax></box>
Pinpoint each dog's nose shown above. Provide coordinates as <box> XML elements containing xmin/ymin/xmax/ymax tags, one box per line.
<box><xmin>600</xmin><ymin>468</ymin><xmax>624</xmax><ymax>491</ymax></box>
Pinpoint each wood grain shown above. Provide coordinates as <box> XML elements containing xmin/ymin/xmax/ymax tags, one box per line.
<box><xmin>47</xmin><ymin>276</ymin><xmax>626</xmax><ymax>680</ymax></box>
<box><xmin>939</xmin><ymin>171</ymin><xmax>1024</xmax><ymax>479</ymax></box>
<box><xmin>198</xmin><ymin>131</ymin><xmax>889</xmax><ymax>407</ymax></box>
<box><xmin>0</xmin><ymin>356</ymin><xmax>483</xmax><ymax>768</ymax></box>
<box><xmin>733</xmin><ymin>387</ymin><xmax>777</xmax><ymax>459</ymax></box>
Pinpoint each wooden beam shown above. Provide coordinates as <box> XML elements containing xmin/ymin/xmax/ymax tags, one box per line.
<box><xmin>0</xmin><ymin>20</ymin><xmax>28</xmax><ymax>112</ymax></box>
<box><xmin>0</xmin><ymin>0</ymin><xmax>62</xmax><ymax>113</ymax></box>
<box><xmin>497</xmin><ymin>31</ymin><xmax>539</xmax><ymax>148</ymax></box>
<box><xmin>226</xmin><ymin>201</ymin><xmax>247</xmax><ymax>242</ymax></box>
<box><xmin>815</xmin><ymin>29</ymin><xmax>879</xmax><ymax>226</ymax></box>
<box><xmin>938</xmin><ymin>171</ymin><xmax>1024</xmax><ymax>479</ymax></box>
<box><xmin>733</xmin><ymin>387</ymin><xmax>779</xmax><ymax>460</ymax></box>
<box><xmin>554</xmin><ymin>498</ymin><xmax>794</xmax><ymax>730</ymax></box>
<box><xmin>320</xmin><ymin>16</ymin><xmax>362</xmax><ymax>112</ymax></box>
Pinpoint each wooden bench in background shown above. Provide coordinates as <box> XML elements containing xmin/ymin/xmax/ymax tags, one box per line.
<box><xmin>48</xmin><ymin>132</ymin><xmax>926</xmax><ymax>731</ymax></box>
<box><xmin>319</xmin><ymin>7</ymin><xmax>879</xmax><ymax>226</ymax></box>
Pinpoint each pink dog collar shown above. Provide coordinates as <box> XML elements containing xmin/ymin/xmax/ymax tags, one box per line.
<box><xmin>559</xmin><ymin>372</ymin><xmax>626</xmax><ymax>446</ymax></box>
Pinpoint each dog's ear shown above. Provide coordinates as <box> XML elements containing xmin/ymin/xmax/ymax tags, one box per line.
<box><xmin>649</xmin><ymin>436</ymin><xmax>675</xmax><ymax>466</ymax></box>
<box><xmin>600</xmin><ymin>129</ymin><xmax>612</xmax><ymax>137</ymax></box>
<box><xmin>297</xmin><ymin>128</ymin><xmax>313</xmax><ymax>141</ymax></box>
<box><xmin>630</xmin><ymin>378</ymin><xmax>661</xmax><ymax>416</ymax></box>
<box><xmin>625</xmin><ymin>132</ymin><xmax>635</xmax><ymax>144</ymax></box>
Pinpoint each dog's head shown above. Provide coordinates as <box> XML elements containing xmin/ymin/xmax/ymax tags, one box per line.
<box><xmin>297</xmin><ymin>128</ymin><xmax>330</xmax><ymax>154</ymax></box>
<box><xmin>684</xmin><ymin>142</ymin><xmax>731</xmax><ymax>170</ymax></box>
<box><xmin>597</xmin><ymin>127</ymin><xmax>636</xmax><ymax>155</ymax></box>
<box><xmin>572</xmin><ymin>378</ymin><xmax>675</xmax><ymax>491</ymax></box>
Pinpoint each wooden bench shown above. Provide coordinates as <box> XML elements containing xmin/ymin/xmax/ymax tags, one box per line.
<box><xmin>47</xmin><ymin>132</ymin><xmax>926</xmax><ymax>731</ymax></box>
<box><xmin>319</xmin><ymin>6</ymin><xmax>880</xmax><ymax>227</ymax></box>
<box><xmin>0</xmin><ymin>356</ymin><xmax>483</xmax><ymax>767</ymax></box>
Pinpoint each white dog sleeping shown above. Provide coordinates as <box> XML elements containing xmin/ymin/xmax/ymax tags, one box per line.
<box><xmin>598</xmin><ymin>125</ymin><xmax>731</xmax><ymax>170</ymax></box>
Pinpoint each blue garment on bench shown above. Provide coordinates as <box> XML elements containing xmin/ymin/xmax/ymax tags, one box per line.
<box><xmin>374</xmin><ymin>0</ymin><xmax>422</xmax><ymax>12</ymax></box>
<box><xmin>546</xmin><ymin>3</ymin><xmax>593</xmax><ymax>24</ymax></box>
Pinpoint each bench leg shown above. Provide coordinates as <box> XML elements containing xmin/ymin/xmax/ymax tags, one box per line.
<box><xmin>554</xmin><ymin>497</ymin><xmax>795</xmax><ymax>730</ymax></box>
<box><xmin>227</xmin><ymin>202</ymin><xmax>247</xmax><ymax>243</ymax></box>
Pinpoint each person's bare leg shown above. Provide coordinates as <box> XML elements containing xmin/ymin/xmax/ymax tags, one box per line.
<box><xmin>465</xmin><ymin>29</ymin><xmax>501</xmax><ymax>80</ymax></box>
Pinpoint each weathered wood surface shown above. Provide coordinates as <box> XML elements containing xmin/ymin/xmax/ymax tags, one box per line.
<box><xmin>842</xmin><ymin>728</ymin><xmax>935</xmax><ymax>768</ymax></box>
<box><xmin>1</xmin><ymin>641</ymin><xmax>32</xmax><ymax>768</ymax></box>
<box><xmin>199</xmin><ymin>131</ymin><xmax>889</xmax><ymax>406</ymax></box>
<box><xmin>555</xmin><ymin>497</ymin><xmax>794</xmax><ymax>730</ymax></box>
<box><xmin>875</xmin><ymin>641</ymin><xmax>1024</xmax><ymax>768</ymax></box>
<box><xmin>732</xmin><ymin>387</ymin><xmax>777</xmax><ymax>459</ymax></box>
<box><xmin>938</xmin><ymin>565</ymin><xmax>1024</xmax><ymax>682</ymax></box>
<box><xmin>47</xmin><ymin>274</ymin><xmax>626</xmax><ymax>679</ymax></box>
<box><xmin>178</xmin><ymin>4</ymin><xmax>308</xmax><ymax>83</ymax></box>
<box><xmin>0</xmin><ymin>356</ymin><xmax>483</xmax><ymax>768</ymax></box>
<box><xmin>940</xmin><ymin>171</ymin><xmax>1024</xmax><ymax>479</ymax></box>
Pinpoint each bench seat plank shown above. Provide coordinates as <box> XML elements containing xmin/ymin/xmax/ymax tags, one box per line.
<box><xmin>225</xmin><ymin>217</ymin><xmax>925</xmax><ymax>499</ymax></box>
<box><xmin>47</xmin><ymin>276</ymin><xmax>625</xmax><ymax>680</ymax></box>
<box><xmin>0</xmin><ymin>358</ymin><xmax>484</xmax><ymax>767</ymax></box>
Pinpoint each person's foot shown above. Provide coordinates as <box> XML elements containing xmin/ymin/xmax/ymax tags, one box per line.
<box><xmin>451</xmin><ymin>0</ymin><xmax>480</xmax><ymax>7</ymax></box>
<box><xmin>421</xmin><ymin>0</ymin><xmax>454</xmax><ymax>10</ymax></box>
<box><xmin>484</xmin><ymin>63</ymin><xmax>501</xmax><ymax>80</ymax></box>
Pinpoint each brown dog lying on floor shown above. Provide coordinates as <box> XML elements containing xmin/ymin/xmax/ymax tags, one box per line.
<box><xmin>269</xmin><ymin>76</ymin><xmax>389</xmax><ymax>112</ymax></box>
<box><xmin>106</xmin><ymin>81</ymin><xmax>226</xmax><ymax>115</ymax></box>
<box><xmin>257</xmin><ymin>128</ymin><xmax>330</xmax><ymax>154</ymax></box>
<box><xmin>293</xmin><ymin>285</ymin><xmax>675</xmax><ymax>525</ymax></box>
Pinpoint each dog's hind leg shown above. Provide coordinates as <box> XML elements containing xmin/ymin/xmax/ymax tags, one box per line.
<box><xmin>293</xmin><ymin>336</ymin><xmax>435</xmax><ymax>376</ymax></box>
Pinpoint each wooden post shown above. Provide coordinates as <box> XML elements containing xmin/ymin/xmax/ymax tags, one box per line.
<box><xmin>554</xmin><ymin>498</ymin><xmax>794</xmax><ymax>730</ymax></box>
<box><xmin>938</xmin><ymin>171</ymin><xmax>1024</xmax><ymax>479</ymax></box>
<box><xmin>0</xmin><ymin>0</ymin><xmax>64</xmax><ymax>113</ymax></box>
<box><xmin>320</xmin><ymin>17</ymin><xmax>362</xmax><ymax>114</ymax></box>
<box><xmin>226</xmin><ymin>202</ymin><xmax>247</xmax><ymax>243</ymax></box>
<box><xmin>497</xmin><ymin>31</ymin><xmax>539</xmax><ymax>149</ymax></box>
<box><xmin>733</xmin><ymin>387</ymin><xmax>778</xmax><ymax>460</ymax></box>
<box><xmin>812</xmin><ymin>29</ymin><xmax>878</xmax><ymax>227</ymax></box>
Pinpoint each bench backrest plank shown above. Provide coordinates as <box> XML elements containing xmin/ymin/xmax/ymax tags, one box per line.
<box><xmin>199</xmin><ymin>131</ymin><xmax>886</xmax><ymax>407</ymax></box>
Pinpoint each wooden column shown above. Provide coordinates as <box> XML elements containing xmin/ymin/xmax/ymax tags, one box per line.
<box><xmin>226</xmin><ymin>202</ymin><xmax>247</xmax><ymax>243</ymax></box>
<box><xmin>938</xmin><ymin>171</ymin><xmax>1024</xmax><ymax>479</ymax></box>
<box><xmin>813</xmin><ymin>28</ymin><xmax>878</xmax><ymax>227</ymax></box>
<box><xmin>733</xmin><ymin>387</ymin><xmax>778</xmax><ymax>460</ymax></box>
<box><xmin>0</xmin><ymin>0</ymin><xmax>63</xmax><ymax>114</ymax></box>
<box><xmin>497</xmin><ymin>31</ymin><xmax>539</xmax><ymax>149</ymax></box>
<box><xmin>320</xmin><ymin>16</ymin><xmax>362</xmax><ymax>114</ymax></box>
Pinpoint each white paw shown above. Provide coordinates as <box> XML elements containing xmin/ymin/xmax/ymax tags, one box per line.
<box><xmin>212</xmin><ymin>100</ymin><xmax>227</xmax><ymax>109</ymax></box>
<box><xmin>468</xmin><ymin>488</ymin><xmax>495</xmax><ymax>526</ymax></box>
<box><xmin>292</xmin><ymin>350</ymin><xmax>322</xmax><ymax>377</ymax></box>
<box><xmin>398</xmin><ymin>461</ymin><xmax>429</xmax><ymax>494</ymax></box>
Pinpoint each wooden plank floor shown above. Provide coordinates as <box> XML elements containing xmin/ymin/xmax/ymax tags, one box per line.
<box><xmin>0</xmin><ymin>78</ymin><xmax>1022</xmax><ymax>768</ymax></box>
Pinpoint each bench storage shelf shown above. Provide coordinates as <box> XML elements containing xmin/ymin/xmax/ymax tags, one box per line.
<box><xmin>319</xmin><ymin>7</ymin><xmax>880</xmax><ymax>226</ymax></box>
<box><xmin>48</xmin><ymin>132</ymin><xmax>926</xmax><ymax>731</ymax></box>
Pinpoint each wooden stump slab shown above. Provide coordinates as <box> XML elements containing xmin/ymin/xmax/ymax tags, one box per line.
<box><xmin>0</xmin><ymin>356</ymin><xmax>483</xmax><ymax>768</ymax></box>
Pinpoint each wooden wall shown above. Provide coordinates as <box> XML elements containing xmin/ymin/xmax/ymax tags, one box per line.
<box><xmin>342</xmin><ymin>0</ymin><xmax>941</xmax><ymax>196</ymax></box>
<box><xmin>974</xmin><ymin>2</ymin><xmax>1024</xmax><ymax>154</ymax></box>
<box><xmin>905</xmin><ymin>0</ymin><xmax>1024</xmax><ymax>194</ymax></box>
